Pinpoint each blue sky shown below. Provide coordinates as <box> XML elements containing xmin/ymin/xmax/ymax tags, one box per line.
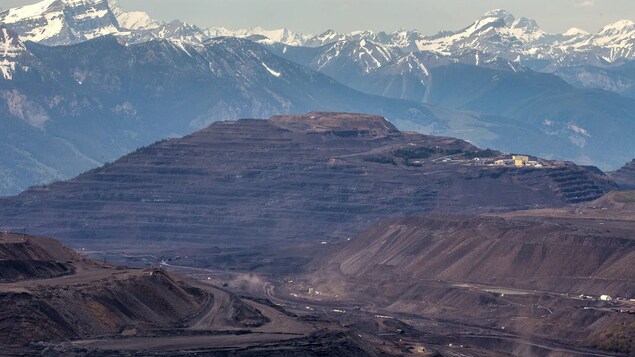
<box><xmin>3</xmin><ymin>0</ymin><xmax>634</xmax><ymax>34</ymax></box>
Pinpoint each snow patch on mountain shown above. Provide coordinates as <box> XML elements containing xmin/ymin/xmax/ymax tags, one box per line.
<box><xmin>205</xmin><ymin>26</ymin><xmax>309</xmax><ymax>46</ymax></box>
<box><xmin>1</xmin><ymin>0</ymin><xmax>57</xmax><ymax>22</ymax></box>
<box><xmin>314</xmin><ymin>39</ymin><xmax>399</xmax><ymax>74</ymax></box>
<box><xmin>394</xmin><ymin>52</ymin><xmax>430</xmax><ymax>76</ymax></box>
<box><xmin>304</xmin><ymin>30</ymin><xmax>347</xmax><ymax>47</ymax></box>
<box><xmin>0</xmin><ymin>27</ymin><xmax>27</xmax><ymax>80</ymax></box>
<box><xmin>563</xmin><ymin>27</ymin><xmax>589</xmax><ymax>36</ymax></box>
<box><xmin>262</xmin><ymin>62</ymin><xmax>281</xmax><ymax>77</ymax></box>
<box><xmin>415</xmin><ymin>9</ymin><xmax>546</xmax><ymax>58</ymax></box>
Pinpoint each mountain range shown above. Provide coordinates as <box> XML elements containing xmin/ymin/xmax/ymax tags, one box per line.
<box><xmin>1</xmin><ymin>1</ymin><xmax>634</xmax><ymax>77</ymax></box>
<box><xmin>1</xmin><ymin>0</ymin><xmax>635</xmax><ymax>195</ymax></box>
<box><xmin>3</xmin><ymin>2</ymin><xmax>634</xmax><ymax>67</ymax></box>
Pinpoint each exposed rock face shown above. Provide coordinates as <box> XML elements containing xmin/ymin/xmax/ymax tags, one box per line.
<box><xmin>0</xmin><ymin>113</ymin><xmax>615</xmax><ymax>248</ymax></box>
<box><xmin>611</xmin><ymin>159</ymin><xmax>635</xmax><ymax>189</ymax></box>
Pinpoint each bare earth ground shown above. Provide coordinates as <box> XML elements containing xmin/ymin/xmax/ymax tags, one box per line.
<box><xmin>0</xmin><ymin>234</ymin><xmax>397</xmax><ymax>356</ymax></box>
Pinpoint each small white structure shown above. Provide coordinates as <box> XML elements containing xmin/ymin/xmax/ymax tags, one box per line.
<box><xmin>600</xmin><ymin>295</ymin><xmax>613</xmax><ymax>301</ymax></box>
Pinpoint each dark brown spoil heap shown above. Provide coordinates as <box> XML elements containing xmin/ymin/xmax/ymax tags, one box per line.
<box><xmin>0</xmin><ymin>271</ymin><xmax>205</xmax><ymax>346</ymax></box>
<box><xmin>0</xmin><ymin>112</ymin><xmax>615</xmax><ymax>247</ymax></box>
<box><xmin>316</xmin><ymin>215</ymin><xmax>635</xmax><ymax>296</ymax></box>
<box><xmin>0</xmin><ymin>234</ymin><xmax>394</xmax><ymax>357</ymax></box>
<box><xmin>305</xmin><ymin>209</ymin><xmax>635</xmax><ymax>355</ymax></box>
<box><xmin>0</xmin><ymin>233</ymin><xmax>208</xmax><ymax>347</ymax></box>
<box><xmin>0</xmin><ymin>233</ymin><xmax>80</xmax><ymax>282</ymax></box>
<box><xmin>610</xmin><ymin>159</ymin><xmax>635</xmax><ymax>189</ymax></box>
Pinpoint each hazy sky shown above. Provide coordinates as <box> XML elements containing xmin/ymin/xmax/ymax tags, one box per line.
<box><xmin>2</xmin><ymin>0</ymin><xmax>635</xmax><ymax>35</ymax></box>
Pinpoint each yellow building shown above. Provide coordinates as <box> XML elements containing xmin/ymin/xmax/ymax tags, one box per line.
<box><xmin>513</xmin><ymin>155</ymin><xmax>529</xmax><ymax>167</ymax></box>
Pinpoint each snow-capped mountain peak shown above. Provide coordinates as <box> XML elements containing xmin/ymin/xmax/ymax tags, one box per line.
<box><xmin>0</xmin><ymin>0</ymin><xmax>58</xmax><ymax>23</ymax></box>
<box><xmin>312</xmin><ymin>38</ymin><xmax>399</xmax><ymax>75</ymax></box>
<box><xmin>507</xmin><ymin>17</ymin><xmax>545</xmax><ymax>41</ymax></box>
<box><xmin>563</xmin><ymin>27</ymin><xmax>589</xmax><ymax>37</ymax></box>
<box><xmin>600</xmin><ymin>19</ymin><xmax>635</xmax><ymax>33</ymax></box>
<box><xmin>585</xmin><ymin>19</ymin><xmax>635</xmax><ymax>62</ymax></box>
<box><xmin>349</xmin><ymin>30</ymin><xmax>376</xmax><ymax>39</ymax></box>
<box><xmin>303</xmin><ymin>30</ymin><xmax>346</xmax><ymax>47</ymax></box>
<box><xmin>390</xmin><ymin>52</ymin><xmax>431</xmax><ymax>77</ymax></box>
<box><xmin>1</xmin><ymin>1</ymin><xmax>634</xmax><ymax>69</ymax></box>
<box><xmin>480</xmin><ymin>8</ymin><xmax>516</xmax><ymax>26</ymax></box>
<box><xmin>0</xmin><ymin>0</ymin><xmax>121</xmax><ymax>45</ymax></box>
<box><xmin>204</xmin><ymin>26</ymin><xmax>310</xmax><ymax>46</ymax></box>
<box><xmin>250</xmin><ymin>27</ymin><xmax>310</xmax><ymax>46</ymax></box>
<box><xmin>108</xmin><ymin>0</ymin><xmax>158</xmax><ymax>30</ymax></box>
<box><xmin>414</xmin><ymin>9</ymin><xmax>546</xmax><ymax>57</ymax></box>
